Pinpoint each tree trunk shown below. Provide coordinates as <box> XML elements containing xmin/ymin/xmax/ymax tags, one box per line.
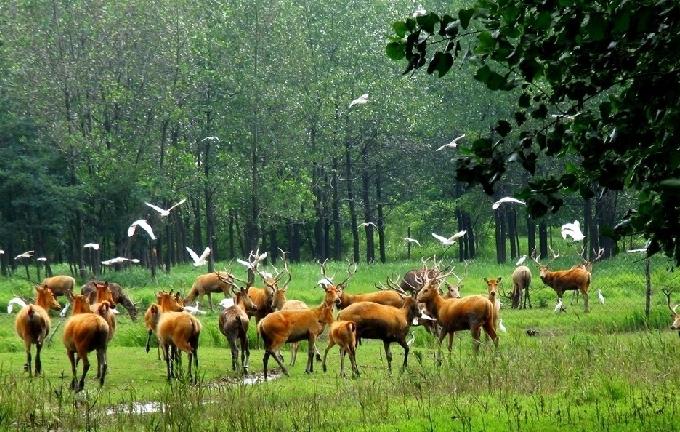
<box><xmin>228</xmin><ymin>209</ymin><xmax>235</xmax><ymax>259</ymax></box>
<box><xmin>331</xmin><ymin>157</ymin><xmax>342</xmax><ymax>260</ymax></box>
<box><xmin>539</xmin><ymin>221</ymin><xmax>548</xmax><ymax>259</ymax></box>
<box><xmin>527</xmin><ymin>216</ymin><xmax>536</xmax><ymax>256</ymax></box>
<box><xmin>507</xmin><ymin>208</ymin><xmax>518</xmax><ymax>260</ymax></box>
<box><xmin>583</xmin><ymin>196</ymin><xmax>594</xmax><ymax>260</ymax></box>
<box><xmin>494</xmin><ymin>207</ymin><xmax>507</xmax><ymax>264</ymax></box>
<box><xmin>361</xmin><ymin>144</ymin><xmax>374</xmax><ymax>263</ymax></box>
<box><xmin>595</xmin><ymin>190</ymin><xmax>616</xmax><ymax>259</ymax></box>
<box><xmin>191</xmin><ymin>198</ymin><xmax>202</xmax><ymax>252</ymax></box>
<box><xmin>375</xmin><ymin>168</ymin><xmax>386</xmax><ymax>263</ymax></box>
<box><xmin>345</xmin><ymin>118</ymin><xmax>360</xmax><ymax>263</ymax></box>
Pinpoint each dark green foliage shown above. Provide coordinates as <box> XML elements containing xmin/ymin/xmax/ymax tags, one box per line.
<box><xmin>389</xmin><ymin>0</ymin><xmax>680</xmax><ymax>264</ymax></box>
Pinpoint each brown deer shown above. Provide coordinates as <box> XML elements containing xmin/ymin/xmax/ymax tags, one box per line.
<box><xmin>157</xmin><ymin>308</ymin><xmax>202</xmax><ymax>382</ymax></box>
<box><xmin>81</xmin><ymin>280</ymin><xmax>137</xmax><ymax>320</ymax></box>
<box><xmin>87</xmin><ymin>282</ymin><xmax>117</xmax><ymax>342</ymax></box>
<box><xmin>662</xmin><ymin>289</ymin><xmax>680</xmax><ymax>331</ymax></box>
<box><xmin>257</xmin><ymin>287</ymin><xmax>337</xmax><ymax>380</ymax></box>
<box><xmin>532</xmin><ymin>250</ymin><xmax>591</xmax><ymax>312</ymax></box>
<box><xmin>184</xmin><ymin>271</ymin><xmax>236</xmax><ymax>311</ymax></box>
<box><xmin>321</xmin><ymin>320</ymin><xmax>359</xmax><ymax>378</ymax></box>
<box><xmin>337</xmin><ymin>282</ymin><xmax>419</xmax><ymax>373</ymax></box>
<box><xmin>483</xmin><ymin>277</ymin><xmax>502</xmax><ymax>333</ymax></box>
<box><xmin>417</xmin><ymin>269</ymin><xmax>497</xmax><ymax>359</ymax></box>
<box><xmin>63</xmin><ymin>301</ymin><xmax>110</xmax><ymax>391</ymax></box>
<box><xmin>218</xmin><ymin>267</ymin><xmax>256</xmax><ymax>373</ymax></box>
<box><xmin>13</xmin><ymin>286</ymin><xmax>61</xmax><ymax>376</ymax></box>
<box><xmin>41</xmin><ymin>275</ymin><xmax>76</xmax><ymax>300</ymax></box>
<box><xmin>144</xmin><ymin>291</ymin><xmax>185</xmax><ymax>359</ymax></box>
<box><xmin>511</xmin><ymin>266</ymin><xmax>532</xmax><ymax>309</ymax></box>
<box><xmin>569</xmin><ymin>247</ymin><xmax>604</xmax><ymax>305</ymax></box>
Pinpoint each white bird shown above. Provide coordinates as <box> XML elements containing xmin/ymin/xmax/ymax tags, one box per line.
<box><xmin>254</xmin><ymin>251</ymin><xmax>268</xmax><ymax>263</ymax></box>
<box><xmin>145</xmin><ymin>199</ymin><xmax>187</xmax><ymax>218</ymax></box>
<box><xmin>431</xmin><ymin>231</ymin><xmax>467</xmax><ymax>246</ymax></box>
<box><xmin>101</xmin><ymin>257</ymin><xmax>129</xmax><ymax>266</ymax></box>
<box><xmin>349</xmin><ymin>93</ymin><xmax>369</xmax><ymax>109</ymax></box>
<box><xmin>7</xmin><ymin>297</ymin><xmax>27</xmax><ymax>314</ymax></box>
<box><xmin>492</xmin><ymin>197</ymin><xmax>527</xmax><ymax>210</ymax></box>
<box><xmin>498</xmin><ymin>319</ymin><xmax>507</xmax><ymax>333</ymax></box>
<box><xmin>59</xmin><ymin>303</ymin><xmax>70</xmax><ymax>318</ymax></box>
<box><xmin>0</xmin><ymin>249</ymin><xmax>4</xmax><ymax>255</ymax></box>
<box><xmin>219</xmin><ymin>298</ymin><xmax>235</xmax><ymax>309</ymax></box>
<box><xmin>597</xmin><ymin>289</ymin><xmax>605</xmax><ymax>304</ymax></box>
<box><xmin>186</xmin><ymin>246</ymin><xmax>211</xmax><ymax>266</ymax></box>
<box><xmin>554</xmin><ymin>297</ymin><xmax>564</xmax><ymax>313</ymax></box>
<box><xmin>551</xmin><ymin>113</ymin><xmax>580</xmax><ymax>121</ymax></box>
<box><xmin>358</xmin><ymin>222</ymin><xmax>377</xmax><ymax>228</ymax></box>
<box><xmin>436</xmin><ymin>134</ymin><xmax>466</xmax><ymax>151</ymax></box>
<box><xmin>236</xmin><ymin>258</ymin><xmax>253</xmax><ymax>269</ymax></box>
<box><xmin>183</xmin><ymin>302</ymin><xmax>206</xmax><ymax>316</ymax></box>
<box><xmin>561</xmin><ymin>220</ymin><xmax>585</xmax><ymax>242</ymax></box>
<box><xmin>515</xmin><ymin>255</ymin><xmax>527</xmax><ymax>266</ymax></box>
<box><xmin>318</xmin><ymin>278</ymin><xmax>334</xmax><ymax>287</ymax></box>
<box><xmin>627</xmin><ymin>248</ymin><xmax>647</xmax><ymax>253</ymax></box>
<box><xmin>14</xmin><ymin>250</ymin><xmax>34</xmax><ymax>260</ymax></box>
<box><xmin>406</xmin><ymin>333</ymin><xmax>416</xmax><ymax>346</ymax></box>
<box><xmin>83</xmin><ymin>243</ymin><xmax>100</xmax><ymax>250</ymax></box>
<box><xmin>128</xmin><ymin>219</ymin><xmax>157</xmax><ymax>240</ymax></box>
<box><xmin>37</xmin><ymin>257</ymin><xmax>47</xmax><ymax>262</ymax></box>
<box><xmin>201</xmin><ymin>136</ymin><xmax>220</xmax><ymax>142</ymax></box>
<box><xmin>404</xmin><ymin>237</ymin><xmax>421</xmax><ymax>246</ymax></box>
<box><xmin>412</xmin><ymin>4</ymin><xmax>426</xmax><ymax>17</ymax></box>
<box><xmin>130</xmin><ymin>259</ymin><xmax>140</xmax><ymax>264</ymax></box>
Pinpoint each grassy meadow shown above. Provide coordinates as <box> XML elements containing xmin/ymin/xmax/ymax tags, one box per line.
<box><xmin>0</xmin><ymin>254</ymin><xmax>679</xmax><ymax>431</ymax></box>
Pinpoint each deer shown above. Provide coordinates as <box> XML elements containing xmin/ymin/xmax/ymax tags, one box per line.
<box><xmin>40</xmin><ymin>275</ymin><xmax>76</xmax><ymax>300</ymax></box>
<box><xmin>569</xmin><ymin>247</ymin><xmax>605</xmax><ymax>305</ymax></box>
<box><xmin>483</xmin><ymin>277</ymin><xmax>502</xmax><ymax>333</ymax></box>
<box><xmin>81</xmin><ymin>280</ymin><xmax>138</xmax><ymax>320</ymax></box>
<box><xmin>321</xmin><ymin>320</ymin><xmax>360</xmax><ymax>378</ymax></box>
<box><xmin>511</xmin><ymin>265</ymin><xmax>532</xmax><ymax>309</ymax></box>
<box><xmin>86</xmin><ymin>282</ymin><xmax>118</xmax><ymax>342</ymax></box>
<box><xmin>257</xmin><ymin>286</ymin><xmax>338</xmax><ymax>380</ymax></box>
<box><xmin>532</xmin><ymin>249</ymin><xmax>591</xmax><ymax>312</ymax></box>
<box><xmin>12</xmin><ymin>285</ymin><xmax>61</xmax><ymax>376</ymax></box>
<box><xmin>337</xmin><ymin>281</ymin><xmax>419</xmax><ymax>373</ymax></box>
<box><xmin>416</xmin><ymin>266</ymin><xmax>498</xmax><ymax>360</ymax></box>
<box><xmin>63</xmin><ymin>301</ymin><xmax>111</xmax><ymax>391</ymax></box>
<box><xmin>218</xmin><ymin>260</ymin><xmax>259</xmax><ymax>374</ymax></box>
<box><xmin>242</xmin><ymin>250</ymin><xmax>291</xmax><ymax>327</ymax></box>
<box><xmin>322</xmin><ymin>261</ymin><xmax>402</xmax><ymax>309</ymax></box>
<box><xmin>185</xmin><ymin>271</ymin><xmax>237</xmax><ymax>311</ymax></box>
<box><xmin>662</xmin><ymin>289</ymin><xmax>680</xmax><ymax>331</ymax></box>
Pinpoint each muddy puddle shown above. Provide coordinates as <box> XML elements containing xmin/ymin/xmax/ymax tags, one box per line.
<box><xmin>211</xmin><ymin>369</ymin><xmax>283</xmax><ymax>387</ymax></box>
<box><xmin>105</xmin><ymin>401</ymin><xmax>163</xmax><ymax>415</ymax></box>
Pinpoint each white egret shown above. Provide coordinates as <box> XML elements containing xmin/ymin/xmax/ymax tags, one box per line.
<box><xmin>492</xmin><ymin>197</ymin><xmax>526</xmax><ymax>210</ymax></box>
<box><xmin>436</xmin><ymin>134</ymin><xmax>466</xmax><ymax>151</ymax></box>
<box><xmin>128</xmin><ymin>219</ymin><xmax>156</xmax><ymax>240</ymax></box>
<box><xmin>349</xmin><ymin>93</ymin><xmax>369</xmax><ymax>109</ymax></box>
<box><xmin>404</xmin><ymin>237</ymin><xmax>421</xmax><ymax>246</ymax></box>
<box><xmin>144</xmin><ymin>198</ymin><xmax>187</xmax><ymax>218</ymax></box>
<box><xmin>186</xmin><ymin>246</ymin><xmax>211</xmax><ymax>266</ymax></box>
<box><xmin>431</xmin><ymin>231</ymin><xmax>467</xmax><ymax>246</ymax></box>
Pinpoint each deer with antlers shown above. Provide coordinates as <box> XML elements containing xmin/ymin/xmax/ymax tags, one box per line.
<box><xmin>218</xmin><ymin>265</ymin><xmax>256</xmax><ymax>374</ymax></box>
<box><xmin>245</xmin><ymin>250</ymin><xmax>292</xmax><ymax>326</ymax></box>
<box><xmin>337</xmin><ymin>278</ymin><xmax>419</xmax><ymax>373</ymax></box>
<box><xmin>532</xmin><ymin>248</ymin><xmax>592</xmax><ymax>312</ymax></box>
<box><xmin>662</xmin><ymin>289</ymin><xmax>680</xmax><ymax>332</ymax></box>
<box><xmin>417</xmin><ymin>264</ymin><xmax>497</xmax><ymax>360</ymax></box>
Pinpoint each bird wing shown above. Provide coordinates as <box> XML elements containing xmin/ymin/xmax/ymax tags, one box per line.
<box><xmin>256</xmin><ymin>251</ymin><xmax>268</xmax><ymax>262</ymax></box>
<box><xmin>132</xmin><ymin>220</ymin><xmax>156</xmax><ymax>240</ymax></box>
<box><xmin>436</xmin><ymin>143</ymin><xmax>450</xmax><ymax>151</ymax></box>
<box><xmin>186</xmin><ymin>247</ymin><xmax>200</xmax><ymax>263</ymax></box>
<box><xmin>219</xmin><ymin>298</ymin><xmax>235</xmax><ymax>309</ymax></box>
<box><xmin>515</xmin><ymin>255</ymin><xmax>527</xmax><ymax>266</ymax></box>
<box><xmin>318</xmin><ymin>278</ymin><xmax>333</xmax><ymax>286</ymax></box>
<box><xmin>198</xmin><ymin>247</ymin><xmax>211</xmax><ymax>261</ymax></box>
<box><xmin>168</xmin><ymin>198</ymin><xmax>187</xmax><ymax>212</ymax></box>
<box><xmin>431</xmin><ymin>233</ymin><xmax>448</xmax><ymax>243</ymax></box>
<box><xmin>236</xmin><ymin>259</ymin><xmax>252</xmax><ymax>268</ymax></box>
<box><xmin>7</xmin><ymin>297</ymin><xmax>27</xmax><ymax>313</ymax></box>
<box><xmin>450</xmin><ymin>230</ymin><xmax>467</xmax><ymax>241</ymax></box>
<box><xmin>492</xmin><ymin>197</ymin><xmax>526</xmax><ymax>210</ymax></box>
<box><xmin>127</xmin><ymin>223</ymin><xmax>137</xmax><ymax>237</ymax></box>
<box><xmin>144</xmin><ymin>202</ymin><xmax>168</xmax><ymax>215</ymax></box>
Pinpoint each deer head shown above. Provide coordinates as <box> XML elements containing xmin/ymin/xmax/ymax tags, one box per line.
<box><xmin>35</xmin><ymin>285</ymin><xmax>61</xmax><ymax>311</ymax></box>
<box><xmin>663</xmin><ymin>288</ymin><xmax>680</xmax><ymax>330</ymax></box>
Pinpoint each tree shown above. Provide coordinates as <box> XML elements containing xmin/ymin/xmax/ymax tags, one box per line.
<box><xmin>388</xmin><ymin>0</ymin><xmax>680</xmax><ymax>264</ymax></box>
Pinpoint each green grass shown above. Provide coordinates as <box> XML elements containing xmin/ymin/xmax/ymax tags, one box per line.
<box><xmin>0</xmin><ymin>255</ymin><xmax>679</xmax><ymax>431</ymax></box>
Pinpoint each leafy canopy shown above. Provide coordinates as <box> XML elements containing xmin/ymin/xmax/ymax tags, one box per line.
<box><xmin>388</xmin><ymin>0</ymin><xmax>680</xmax><ymax>264</ymax></box>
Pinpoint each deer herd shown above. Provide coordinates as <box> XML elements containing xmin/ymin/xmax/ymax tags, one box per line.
<box><xmin>7</xmin><ymin>246</ymin><xmax>680</xmax><ymax>391</ymax></box>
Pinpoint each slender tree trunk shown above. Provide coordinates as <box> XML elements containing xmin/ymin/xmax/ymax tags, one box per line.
<box><xmin>583</xmin><ymin>196</ymin><xmax>593</xmax><ymax>259</ymax></box>
<box><xmin>494</xmin><ymin>207</ymin><xmax>507</xmax><ymax>264</ymax></box>
<box><xmin>204</xmin><ymin>125</ymin><xmax>215</xmax><ymax>272</ymax></box>
<box><xmin>406</xmin><ymin>226</ymin><xmax>412</xmax><ymax>260</ymax></box>
<box><xmin>191</xmin><ymin>198</ymin><xmax>202</xmax><ymax>251</ymax></box>
<box><xmin>269</xmin><ymin>228</ymin><xmax>278</xmax><ymax>265</ymax></box>
<box><xmin>361</xmin><ymin>143</ymin><xmax>374</xmax><ymax>263</ymax></box>
<box><xmin>375</xmin><ymin>168</ymin><xmax>386</xmax><ymax>263</ymax></box>
<box><xmin>246</xmin><ymin>0</ymin><xmax>261</xmax><ymax>254</ymax></box>
<box><xmin>507</xmin><ymin>208</ymin><xmax>517</xmax><ymax>260</ymax></box>
<box><xmin>331</xmin><ymin>158</ymin><xmax>342</xmax><ymax>260</ymax></box>
<box><xmin>644</xmin><ymin>258</ymin><xmax>652</xmax><ymax>320</ymax></box>
<box><xmin>345</xmin><ymin>118</ymin><xmax>360</xmax><ymax>263</ymax></box>
<box><xmin>527</xmin><ymin>216</ymin><xmax>536</xmax><ymax>256</ymax></box>
<box><xmin>539</xmin><ymin>221</ymin><xmax>548</xmax><ymax>259</ymax></box>
<box><xmin>228</xmin><ymin>209</ymin><xmax>235</xmax><ymax>259</ymax></box>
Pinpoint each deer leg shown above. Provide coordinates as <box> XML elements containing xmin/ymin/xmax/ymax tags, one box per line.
<box><xmin>471</xmin><ymin>325</ymin><xmax>482</xmax><ymax>355</ymax></box>
<box><xmin>241</xmin><ymin>332</ymin><xmax>249</xmax><ymax>374</ymax></box>
<box><xmin>398</xmin><ymin>338</ymin><xmax>409</xmax><ymax>372</ymax></box>
<box><xmin>322</xmin><ymin>339</ymin><xmax>335</xmax><ymax>373</ymax></box>
<box><xmin>35</xmin><ymin>341</ymin><xmax>42</xmax><ymax>376</ymax></box>
<box><xmin>583</xmin><ymin>289</ymin><xmax>589</xmax><ymax>313</ymax></box>
<box><xmin>483</xmin><ymin>320</ymin><xmax>499</xmax><ymax>350</ymax></box>
<box><xmin>263</xmin><ymin>351</ymin><xmax>270</xmax><ymax>381</ymax></box>
<box><xmin>290</xmin><ymin>342</ymin><xmax>298</xmax><ymax>366</ymax></box>
<box><xmin>24</xmin><ymin>340</ymin><xmax>32</xmax><ymax>376</ymax></box>
<box><xmin>383</xmin><ymin>340</ymin><xmax>393</xmax><ymax>373</ymax></box>
<box><xmin>97</xmin><ymin>347</ymin><xmax>107</xmax><ymax>387</ymax></box>
<box><xmin>228</xmin><ymin>335</ymin><xmax>238</xmax><ymax>371</ymax></box>
<box><xmin>305</xmin><ymin>335</ymin><xmax>315</xmax><ymax>373</ymax></box>
<box><xmin>67</xmin><ymin>350</ymin><xmax>77</xmax><ymax>390</ymax></box>
<box><xmin>339</xmin><ymin>348</ymin><xmax>346</xmax><ymax>377</ymax></box>
<box><xmin>77</xmin><ymin>353</ymin><xmax>90</xmax><ymax>392</ymax></box>
<box><xmin>163</xmin><ymin>344</ymin><xmax>172</xmax><ymax>381</ymax></box>
<box><xmin>349</xmin><ymin>345</ymin><xmax>360</xmax><ymax>377</ymax></box>
<box><xmin>315</xmin><ymin>342</ymin><xmax>322</xmax><ymax>362</ymax></box>
<box><xmin>208</xmin><ymin>292</ymin><xmax>213</xmax><ymax>312</ymax></box>
<box><xmin>269</xmin><ymin>348</ymin><xmax>289</xmax><ymax>377</ymax></box>
<box><xmin>436</xmin><ymin>330</ymin><xmax>448</xmax><ymax>366</ymax></box>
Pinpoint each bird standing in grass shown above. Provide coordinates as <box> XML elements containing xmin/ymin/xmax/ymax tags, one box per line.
<box><xmin>597</xmin><ymin>289</ymin><xmax>605</xmax><ymax>305</ymax></box>
<box><xmin>554</xmin><ymin>297</ymin><xmax>564</xmax><ymax>313</ymax></box>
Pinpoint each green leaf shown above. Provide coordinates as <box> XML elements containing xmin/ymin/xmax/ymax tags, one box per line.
<box><xmin>393</xmin><ymin>21</ymin><xmax>408</xmax><ymax>38</ymax></box>
<box><xmin>531</xmin><ymin>104</ymin><xmax>548</xmax><ymax>119</ymax></box>
<box><xmin>583</xmin><ymin>13</ymin><xmax>606</xmax><ymax>41</ymax></box>
<box><xmin>476</xmin><ymin>31</ymin><xmax>495</xmax><ymax>54</ymax></box>
<box><xmin>458</xmin><ymin>9</ymin><xmax>475</xmax><ymax>30</ymax></box>
<box><xmin>495</xmin><ymin>120</ymin><xmax>512</xmax><ymax>137</ymax></box>
<box><xmin>386</xmin><ymin>41</ymin><xmax>406</xmax><ymax>60</ymax></box>
<box><xmin>416</xmin><ymin>13</ymin><xmax>439</xmax><ymax>34</ymax></box>
<box><xmin>519</xmin><ymin>57</ymin><xmax>542</xmax><ymax>82</ymax></box>
<box><xmin>435</xmin><ymin>52</ymin><xmax>453</xmax><ymax>77</ymax></box>
<box><xmin>518</xmin><ymin>93</ymin><xmax>530</xmax><ymax>108</ymax></box>
<box><xmin>514</xmin><ymin>111</ymin><xmax>527</xmax><ymax>126</ymax></box>
<box><xmin>474</xmin><ymin>65</ymin><xmax>507</xmax><ymax>90</ymax></box>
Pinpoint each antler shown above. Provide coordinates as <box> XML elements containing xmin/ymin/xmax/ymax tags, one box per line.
<box><xmin>275</xmin><ymin>248</ymin><xmax>292</xmax><ymax>289</ymax></box>
<box><xmin>591</xmin><ymin>247</ymin><xmax>605</xmax><ymax>263</ymax></box>
<box><xmin>531</xmin><ymin>248</ymin><xmax>542</xmax><ymax>266</ymax></box>
<box><xmin>548</xmin><ymin>245</ymin><xmax>560</xmax><ymax>260</ymax></box>
<box><xmin>337</xmin><ymin>261</ymin><xmax>357</xmax><ymax>287</ymax></box>
<box><xmin>662</xmin><ymin>288</ymin><xmax>679</xmax><ymax>314</ymax></box>
<box><xmin>377</xmin><ymin>275</ymin><xmax>411</xmax><ymax>296</ymax></box>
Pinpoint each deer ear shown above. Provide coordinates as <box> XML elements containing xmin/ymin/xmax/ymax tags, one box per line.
<box><xmin>497</xmin><ymin>277</ymin><xmax>502</xmax><ymax>283</ymax></box>
<box><xmin>483</xmin><ymin>278</ymin><xmax>489</xmax><ymax>283</ymax></box>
